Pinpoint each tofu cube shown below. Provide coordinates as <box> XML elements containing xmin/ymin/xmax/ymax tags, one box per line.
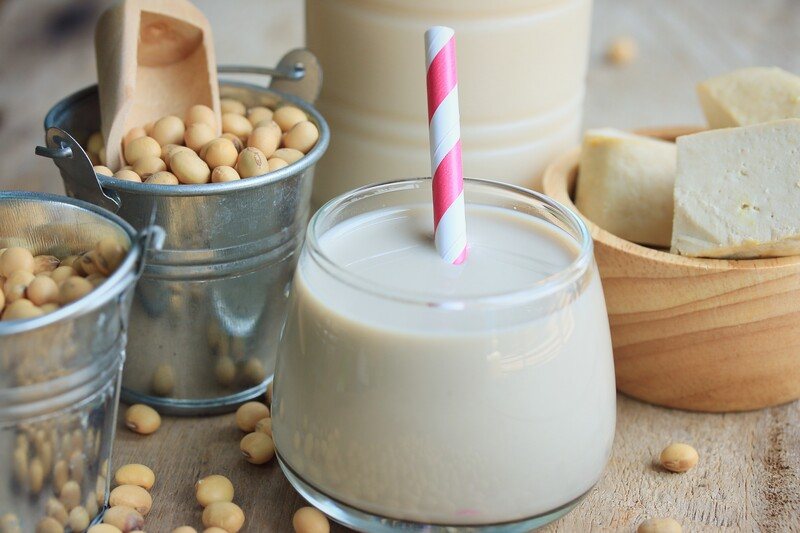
<box><xmin>698</xmin><ymin>67</ymin><xmax>800</xmax><ymax>129</ymax></box>
<box><xmin>575</xmin><ymin>129</ymin><xmax>676</xmax><ymax>247</ymax></box>
<box><xmin>672</xmin><ymin>119</ymin><xmax>800</xmax><ymax>258</ymax></box>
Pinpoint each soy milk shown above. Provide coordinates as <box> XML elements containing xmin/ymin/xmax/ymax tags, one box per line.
<box><xmin>273</xmin><ymin>193</ymin><xmax>615</xmax><ymax>525</ymax></box>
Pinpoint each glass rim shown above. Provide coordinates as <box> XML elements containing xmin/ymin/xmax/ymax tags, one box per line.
<box><xmin>306</xmin><ymin>177</ymin><xmax>594</xmax><ymax>309</ymax></box>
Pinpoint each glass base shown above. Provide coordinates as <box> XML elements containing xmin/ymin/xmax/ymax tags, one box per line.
<box><xmin>278</xmin><ymin>454</ymin><xmax>589</xmax><ymax>532</ymax></box>
<box><xmin>120</xmin><ymin>376</ymin><xmax>271</xmax><ymax>416</ymax></box>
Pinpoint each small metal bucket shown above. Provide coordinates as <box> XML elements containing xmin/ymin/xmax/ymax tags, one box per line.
<box><xmin>38</xmin><ymin>50</ymin><xmax>330</xmax><ymax>414</ymax></box>
<box><xmin>0</xmin><ymin>191</ymin><xmax>162</xmax><ymax>532</ymax></box>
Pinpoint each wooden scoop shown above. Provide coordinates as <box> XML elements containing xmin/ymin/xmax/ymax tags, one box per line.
<box><xmin>95</xmin><ymin>0</ymin><xmax>221</xmax><ymax>170</ymax></box>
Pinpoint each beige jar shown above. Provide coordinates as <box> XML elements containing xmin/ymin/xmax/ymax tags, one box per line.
<box><xmin>306</xmin><ymin>0</ymin><xmax>593</xmax><ymax>206</ymax></box>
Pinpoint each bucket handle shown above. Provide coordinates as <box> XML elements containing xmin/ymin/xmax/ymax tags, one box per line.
<box><xmin>113</xmin><ymin>222</ymin><xmax>165</xmax><ymax>334</ymax></box>
<box><xmin>218</xmin><ymin>48</ymin><xmax>323</xmax><ymax>104</ymax></box>
<box><xmin>36</xmin><ymin>127</ymin><xmax>122</xmax><ymax>213</ymax></box>
<box><xmin>133</xmin><ymin>222</ymin><xmax>166</xmax><ymax>277</ymax></box>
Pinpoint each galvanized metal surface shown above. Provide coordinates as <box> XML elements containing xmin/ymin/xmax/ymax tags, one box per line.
<box><xmin>40</xmin><ymin>54</ymin><xmax>330</xmax><ymax>414</ymax></box>
<box><xmin>0</xmin><ymin>192</ymin><xmax>153</xmax><ymax>532</ymax></box>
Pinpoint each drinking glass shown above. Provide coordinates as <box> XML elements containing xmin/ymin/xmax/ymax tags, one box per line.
<box><xmin>272</xmin><ymin>178</ymin><xmax>616</xmax><ymax>532</ymax></box>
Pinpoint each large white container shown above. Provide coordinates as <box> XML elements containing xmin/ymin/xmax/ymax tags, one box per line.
<box><xmin>306</xmin><ymin>0</ymin><xmax>593</xmax><ymax>206</ymax></box>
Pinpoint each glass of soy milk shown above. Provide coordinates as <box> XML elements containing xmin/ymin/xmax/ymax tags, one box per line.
<box><xmin>272</xmin><ymin>178</ymin><xmax>616</xmax><ymax>531</ymax></box>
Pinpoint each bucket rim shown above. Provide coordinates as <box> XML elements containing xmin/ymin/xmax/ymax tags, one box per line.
<box><xmin>43</xmin><ymin>79</ymin><xmax>331</xmax><ymax>197</ymax></box>
<box><xmin>0</xmin><ymin>190</ymin><xmax>141</xmax><ymax>335</ymax></box>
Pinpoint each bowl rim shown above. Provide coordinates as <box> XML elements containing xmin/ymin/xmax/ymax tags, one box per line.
<box><xmin>541</xmin><ymin>125</ymin><xmax>800</xmax><ymax>271</ymax></box>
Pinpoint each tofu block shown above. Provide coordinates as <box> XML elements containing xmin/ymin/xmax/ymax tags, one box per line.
<box><xmin>698</xmin><ymin>67</ymin><xmax>800</xmax><ymax>128</ymax></box>
<box><xmin>672</xmin><ymin>119</ymin><xmax>800</xmax><ymax>258</ymax></box>
<box><xmin>575</xmin><ymin>129</ymin><xmax>676</xmax><ymax>247</ymax></box>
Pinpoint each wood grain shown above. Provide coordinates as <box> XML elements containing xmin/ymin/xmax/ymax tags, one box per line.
<box><xmin>542</xmin><ymin>134</ymin><xmax>800</xmax><ymax>412</ymax></box>
<box><xmin>2</xmin><ymin>0</ymin><xmax>800</xmax><ymax>531</ymax></box>
<box><xmin>113</xmin><ymin>396</ymin><xmax>800</xmax><ymax>532</ymax></box>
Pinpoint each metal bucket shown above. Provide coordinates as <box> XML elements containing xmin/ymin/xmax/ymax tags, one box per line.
<box><xmin>0</xmin><ymin>191</ymin><xmax>162</xmax><ymax>532</ymax></box>
<box><xmin>38</xmin><ymin>50</ymin><xmax>330</xmax><ymax>415</ymax></box>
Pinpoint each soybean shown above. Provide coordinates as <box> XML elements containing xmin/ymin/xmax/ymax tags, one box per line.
<box><xmin>659</xmin><ymin>443</ymin><xmax>698</xmax><ymax>473</ymax></box>
<box><xmin>4</xmin><ymin>271</ymin><xmax>34</xmax><ymax>302</ymax></box>
<box><xmin>172</xmin><ymin>151</ymin><xmax>211</xmax><ymax>184</ymax></box>
<box><xmin>254</xmin><ymin>417</ymin><xmax>272</xmax><ymax>436</ymax></box>
<box><xmin>114</xmin><ymin>464</ymin><xmax>155</xmax><ymax>490</ymax></box>
<box><xmin>88</xmin><ymin>525</ymin><xmax>123</xmax><ymax>533</ymax></box>
<box><xmin>28</xmin><ymin>457</ymin><xmax>44</xmax><ymax>493</ymax></box>
<box><xmin>236</xmin><ymin>147</ymin><xmax>269</xmax><ymax>178</ymax></box>
<box><xmin>102</xmin><ymin>505</ymin><xmax>144</xmax><ymax>532</ymax></box>
<box><xmin>33</xmin><ymin>255</ymin><xmax>60</xmax><ymax>274</ymax></box>
<box><xmin>35</xmin><ymin>517</ymin><xmax>63</xmax><ymax>533</ymax></box>
<box><xmin>211</xmin><ymin>166</ymin><xmax>241</xmax><ymax>183</ymax></box>
<box><xmin>124</xmin><ymin>404</ymin><xmax>161</xmax><ymax>435</ymax></box>
<box><xmin>222</xmin><ymin>113</ymin><xmax>253</xmax><ymax>141</ymax></box>
<box><xmin>86</xmin><ymin>132</ymin><xmax>104</xmax><ymax>155</ymax></box>
<box><xmin>240</xmin><ymin>432</ymin><xmax>275</xmax><ymax>464</ymax></box>
<box><xmin>235</xmin><ymin>402</ymin><xmax>270</xmax><ymax>432</ymax></box>
<box><xmin>247</xmin><ymin>122</ymin><xmax>281</xmax><ymax>157</ymax></box>
<box><xmin>185</xmin><ymin>122</ymin><xmax>217</xmax><ymax>152</ymax></box>
<box><xmin>202</xmin><ymin>501</ymin><xmax>245</xmax><ymax>533</ymax></box>
<box><xmin>292</xmin><ymin>507</ymin><xmax>330</xmax><ymax>533</ymax></box>
<box><xmin>214</xmin><ymin>357</ymin><xmax>236</xmax><ymax>386</ymax></box>
<box><xmin>124</xmin><ymin>136</ymin><xmax>161</xmax><ymax>165</ymax></box>
<box><xmin>94</xmin><ymin>165</ymin><xmax>114</xmax><ymax>176</ymax></box>
<box><xmin>68</xmin><ymin>506</ymin><xmax>91</xmax><ymax>532</ymax></box>
<box><xmin>45</xmin><ymin>498</ymin><xmax>68</xmax><ymax>525</ymax></box>
<box><xmin>268</xmin><ymin>158</ymin><xmax>289</xmax><ymax>172</ymax></box>
<box><xmin>146</xmin><ymin>171</ymin><xmax>180</xmax><ymax>185</ymax></box>
<box><xmin>272</xmin><ymin>148</ymin><xmax>304</xmax><ymax>164</ymax></box>
<box><xmin>203</xmin><ymin>138</ymin><xmax>239</xmax><ymax>168</ymax></box>
<box><xmin>59</xmin><ymin>480</ymin><xmax>81</xmax><ymax>510</ymax></box>
<box><xmin>185</xmin><ymin>104</ymin><xmax>217</xmax><ymax>129</ymax></box>
<box><xmin>113</xmin><ymin>169</ymin><xmax>143</xmax><ymax>183</ymax></box>
<box><xmin>247</xmin><ymin>106</ymin><xmax>273</xmax><ymax>125</ymax></box>
<box><xmin>27</xmin><ymin>275</ymin><xmax>59</xmax><ymax>306</ymax></box>
<box><xmin>220</xmin><ymin>99</ymin><xmax>246</xmax><ymax>115</ymax></box>
<box><xmin>151</xmin><ymin>115</ymin><xmax>186</xmax><ymax>146</ymax></box>
<box><xmin>242</xmin><ymin>358</ymin><xmax>266</xmax><ymax>384</ymax></box>
<box><xmin>2</xmin><ymin>299</ymin><xmax>43</xmax><ymax>320</ymax></box>
<box><xmin>195</xmin><ymin>475</ymin><xmax>234</xmax><ymax>507</ymax></box>
<box><xmin>163</xmin><ymin>144</ymin><xmax>194</xmax><ymax>168</ymax></box>
<box><xmin>151</xmin><ymin>363</ymin><xmax>176</xmax><ymax>396</ymax></box>
<box><xmin>59</xmin><ymin>276</ymin><xmax>93</xmax><ymax>304</ymax></box>
<box><xmin>283</xmin><ymin>121</ymin><xmax>319</xmax><ymax>153</ymax></box>
<box><xmin>274</xmin><ymin>106</ymin><xmax>307</xmax><ymax>132</ymax></box>
<box><xmin>1</xmin><ymin>247</ymin><xmax>34</xmax><ymax>276</ymax></box>
<box><xmin>109</xmin><ymin>484</ymin><xmax>152</xmax><ymax>515</ymax></box>
<box><xmin>132</xmin><ymin>155</ymin><xmax>167</xmax><ymax>176</ymax></box>
<box><xmin>97</xmin><ymin>238</ymin><xmax>126</xmax><ymax>272</ymax></box>
<box><xmin>123</xmin><ymin>127</ymin><xmax>146</xmax><ymax>148</ymax></box>
<box><xmin>221</xmin><ymin>133</ymin><xmax>244</xmax><ymax>152</ymax></box>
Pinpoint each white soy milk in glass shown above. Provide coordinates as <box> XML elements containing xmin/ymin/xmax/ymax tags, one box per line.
<box><xmin>272</xmin><ymin>179</ymin><xmax>616</xmax><ymax>531</ymax></box>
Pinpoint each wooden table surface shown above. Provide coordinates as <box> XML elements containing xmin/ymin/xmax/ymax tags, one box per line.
<box><xmin>2</xmin><ymin>0</ymin><xmax>800</xmax><ymax>531</ymax></box>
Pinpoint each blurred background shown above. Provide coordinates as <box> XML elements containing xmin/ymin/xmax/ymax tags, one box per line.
<box><xmin>0</xmin><ymin>0</ymin><xmax>798</xmax><ymax>193</ymax></box>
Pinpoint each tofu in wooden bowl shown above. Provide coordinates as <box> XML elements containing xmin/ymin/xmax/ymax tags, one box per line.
<box><xmin>542</xmin><ymin>123</ymin><xmax>800</xmax><ymax>412</ymax></box>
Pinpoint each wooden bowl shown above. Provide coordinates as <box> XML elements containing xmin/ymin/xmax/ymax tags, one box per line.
<box><xmin>542</xmin><ymin>126</ymin><xmax>800</xmax><ymax>412</ymax></box>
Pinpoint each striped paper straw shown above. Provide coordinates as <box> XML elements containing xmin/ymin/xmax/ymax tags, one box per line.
<box><xmin>425</xmin><ymin>26</ymin><xmax>467</xmax><ymax>265</ymax></box>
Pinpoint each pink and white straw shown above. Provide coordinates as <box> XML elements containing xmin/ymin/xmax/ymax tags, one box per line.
<box><xmin>425</xmin><ymin>26</ymin><xmax>467</xmax><ymax>265</ymax></box>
